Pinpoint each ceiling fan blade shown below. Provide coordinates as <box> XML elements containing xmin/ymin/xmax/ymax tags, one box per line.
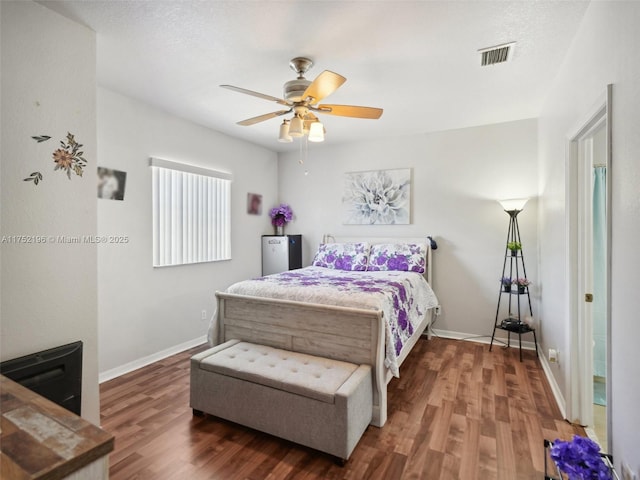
<box><xmin>237</xmin><ymin>110</ymin><xmax>291</xmax><ymax>126</ymax></box>
<box><xmin>316</xmin><ymin>104</ymin><xmax>383</xmax><ymax>119</ymax></box>
<box><xmin>221</xmin><ymin>85</ymin><xmax>289</xmax><ymax>106</ymax></box>
<box><xmin>302</xmin><ymin>71</ymin><xmax>346</xmax><ymax>104</ymax></box>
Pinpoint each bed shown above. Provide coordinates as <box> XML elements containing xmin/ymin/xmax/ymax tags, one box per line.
<box><xmin>209</xmin><ymin>236</ymin><xmax>439</xmax><ymax>427</ymax></box>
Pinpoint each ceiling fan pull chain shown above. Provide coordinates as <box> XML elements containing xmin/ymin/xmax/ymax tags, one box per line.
<box><xmin>299</xmin><ymin>137</ymin><xmax>304</xmax><ymax>165</ymax></box>
<box><xmin>305</xmin><ymin>137</ymin><xmax>310</xmax><ymax>175</ymax></box>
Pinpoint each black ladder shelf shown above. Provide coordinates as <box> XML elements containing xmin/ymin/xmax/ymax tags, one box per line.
<box><xmin>489</xmin><ymin>208</ymin><xmax>539</xmax><ymax>361</ymax></box>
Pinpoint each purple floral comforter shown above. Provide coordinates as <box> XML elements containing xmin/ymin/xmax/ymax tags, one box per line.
<box><xmin>226</xmin><ymin>266</ymin><xmax>439</xmax><ymax>376</ymax></box>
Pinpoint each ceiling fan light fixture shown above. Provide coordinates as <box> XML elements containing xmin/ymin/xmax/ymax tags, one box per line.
<box><xmin>222</xmin><ymin>57</ymin><xmax>383</xmax><ymax>147</ymax></box>
<box><xmin>278</xmin><ymin>119</ymin><xmax>293</xmax><ymax>143</ymax></box>
<box><xmin>308</xmin><ymin>121</ymin><xmax>325</xmax><ymax>142</ymax></box>
<box><xmin>289</xmin><ymin>115</ymin><xmax>304</xmax><ymax>137</ymax></box>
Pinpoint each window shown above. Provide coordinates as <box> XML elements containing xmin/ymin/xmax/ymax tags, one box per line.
<box><xmin>150</xmin><ymin>157</ymin><xmax>232</xmax><ymax>267</ymax></box>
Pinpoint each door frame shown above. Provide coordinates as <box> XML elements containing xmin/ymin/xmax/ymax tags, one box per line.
<box><xmin>565</xmin><ymin>84</ymin><xmax>612</xmax><ymax>450</ymax></box>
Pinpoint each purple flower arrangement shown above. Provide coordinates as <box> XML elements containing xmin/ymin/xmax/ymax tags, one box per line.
<box><xmin>269</xmin><ymin>203</ymin><xmax>293</xmax><ymax>227</ymax></box>
<box><xmin>550</xmin><ymin>435</ymin><xmax>612</xmax><ymax>480</ymax></box>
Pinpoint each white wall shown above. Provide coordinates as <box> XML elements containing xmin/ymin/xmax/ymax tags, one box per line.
<box><xmin>538</xmin><ymin>1</ymin><xmax>640</xmax><ymax>472</ymax></box>
<box><xmin>97</xmin><ymin>88</ymin><xmax>278</xmax><ymax>376</ymax></box>
<box><xmin>0</xmin><ymin>1</ymin><xmax>100</xmax><ymax>423</ymax></box>
<box><xmin>278</xmin><ymin>119</ymin><xmax>538</xmax><ymax>338</ymax></box>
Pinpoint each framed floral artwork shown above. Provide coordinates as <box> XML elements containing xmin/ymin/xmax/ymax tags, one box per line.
<box><xmin>342</xmin><ymin>168</ymin><xmax>411</xmax><ymax>225</ymax></box>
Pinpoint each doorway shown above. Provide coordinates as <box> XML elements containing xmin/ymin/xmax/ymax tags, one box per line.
<box><xmin>566</xmin><ymin>85</ymin><xmax>612</xmax><ymax>452</ymax></box>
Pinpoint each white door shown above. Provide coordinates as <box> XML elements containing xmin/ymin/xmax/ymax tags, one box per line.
<box><xmin>567</xmin><ymin>85</ymin><xmax>612</xmax><ymax>451</ymax></box>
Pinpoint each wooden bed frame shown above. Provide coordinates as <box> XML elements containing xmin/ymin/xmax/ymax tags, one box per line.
<box><xmin>214</xmin><ymin>236</ymin><xmax>437</xmax><ymax>427</ymax></box>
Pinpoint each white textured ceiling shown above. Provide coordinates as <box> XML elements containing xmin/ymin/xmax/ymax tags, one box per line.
<box><xmin>39</xmin><ymin>0</ymin><xmax>589</xmax><ymax>152</ymax></box>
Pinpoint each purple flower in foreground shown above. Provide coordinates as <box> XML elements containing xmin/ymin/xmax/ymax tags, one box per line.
<box><xmin>550</xmin><ymin>436</ymin><xmax>612</xmax><ymax>480</ymax></box>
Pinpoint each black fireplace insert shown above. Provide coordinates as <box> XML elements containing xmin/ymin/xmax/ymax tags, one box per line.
<box><xmin>0</xmin><ymin>340</ymin><xmax>83</xmax><ymax>415</ymax></box>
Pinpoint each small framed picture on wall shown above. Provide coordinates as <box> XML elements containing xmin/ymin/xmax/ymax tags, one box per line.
<box><xmin>97</xmin><ymin>167</ymin><xmax>127</xmax><ymax>201</ymax></box>
<box><xmin>247</xmin><ymin>193</ymin><xmax>262</xmax><ymax>215</ymax></box>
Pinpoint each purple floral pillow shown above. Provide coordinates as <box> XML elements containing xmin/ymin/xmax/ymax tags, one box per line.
<box><xmin>367</xmin><ymin>243</ymin><xmax>427</xmax><ymax>273</ymax></box>
<box><xmin>312</xmin><ymin>243</ymin><xmax>370</xmax><ymax>271</ymax></box>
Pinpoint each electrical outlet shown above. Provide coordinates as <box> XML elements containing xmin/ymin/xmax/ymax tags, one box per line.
<box><xmin>434</xmin><ymin>305</ymin><xmax>442</xmax><ymax>316</ymax></box>
<box><xmin>201</xmin><ymin>310</ymin><xmax>207</xmax><ymax>320</ymax></box>
<box><xmin>548</xmin><ymin>348</ymin><xmax>558</xmax><ymax>363</ymax></box>
<box><xmin>621</xmin><ymin>462</ymin><xmax>636</xmax><ymax>480</ymax></box>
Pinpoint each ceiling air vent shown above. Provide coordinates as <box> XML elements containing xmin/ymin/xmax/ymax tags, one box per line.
<box><xmin>479</xmin><ymin>42</ymin><xmax>516</xmax><ymax>66</ymax></box>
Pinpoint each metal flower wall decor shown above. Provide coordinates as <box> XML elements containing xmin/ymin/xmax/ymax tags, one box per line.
<box><xmin>24</xmin><ymin>132</ymin><xmax>87</xmax><ymax>186</ymax></box>
<box><xmin>342</xmin><ymin>168</ymin><xmax>411</xmax><ymax>225</ymax></box>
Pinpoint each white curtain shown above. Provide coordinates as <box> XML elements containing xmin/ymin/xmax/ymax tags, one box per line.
<box><xmin>592</xmin><ymin>166</ymin><xmax>607</xmax><ymax>379</ymax></box>
<box><xmin>151</xmin><ymin>158</ymin><xmax>231</xmax><ymax>267</ymax></box>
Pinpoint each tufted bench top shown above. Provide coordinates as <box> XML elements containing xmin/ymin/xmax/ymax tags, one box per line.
<box><xmin>198</xmin><ymin>340</ymin><xmax>360</xmax><ymax>404</ymax></box>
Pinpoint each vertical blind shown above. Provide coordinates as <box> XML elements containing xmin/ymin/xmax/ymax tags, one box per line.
<box><xmin>150</xmin><ymin>157</ymin><xmax>232</xmax><ymax>267</ymax></box>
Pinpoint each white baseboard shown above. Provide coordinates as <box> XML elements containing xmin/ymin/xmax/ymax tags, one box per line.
<box><xmin>538</xmin><ymin>351</ymin><xmax>567</xmax><ymax>419</ymax></box>
<box><xmin>432</xmin><ymin>328</ymin><xmax>538</xmax><ymax>350</ymax></box>
<box><xmin>99</xmin><ymin>335</ymin><xmax>207</xmax><ymax>384</ymax></box>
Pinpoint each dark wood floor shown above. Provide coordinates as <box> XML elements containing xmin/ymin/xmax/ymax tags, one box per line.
<box><xmin>100</xmin><ymin>337</ymin><xmax>583</xmax><ymax>479</ymax></box>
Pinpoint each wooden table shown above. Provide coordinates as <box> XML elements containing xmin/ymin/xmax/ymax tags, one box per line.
<box><xmin>0</xmin><ymin>375</ymin><xmax>114</xmax><ymax>479</ymax></box>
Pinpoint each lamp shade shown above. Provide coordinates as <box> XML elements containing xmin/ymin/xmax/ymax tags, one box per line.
<box><xmin>308</xmin><ymin>121</ymin><xmax>325</xmax><ymax>142</ymax></box>
<box><xmin>499</xmin><ymin>198</ymin><xmax>528</xmax><ymax>212</ymax></box>
<box><xmin>278</xmin><ymin>120</ymin><xmax>292</xmax><ymax>143</ymax></box>
<box><xmin>288</xmin><ymin>115</ymin><xmax>304</xmax><ymax>137</ymax></box>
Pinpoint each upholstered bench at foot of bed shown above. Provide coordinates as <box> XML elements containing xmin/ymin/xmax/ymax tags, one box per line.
<box><xmin>190</xmin><ymin>339</ymin><xmax>372</xmax><ymax>462</ymax></box>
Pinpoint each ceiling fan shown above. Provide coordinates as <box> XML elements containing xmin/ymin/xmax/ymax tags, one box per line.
<box><xmin>220</xmin><ymin>57</ymin><xmax>383</xmax><ymax>143</ymax></box>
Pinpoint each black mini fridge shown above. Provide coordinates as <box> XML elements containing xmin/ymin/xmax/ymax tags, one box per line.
<box><xmin>262</xmin><ymin>235</ymin><xmax>302</xmax><ymax>275</ymax></box>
